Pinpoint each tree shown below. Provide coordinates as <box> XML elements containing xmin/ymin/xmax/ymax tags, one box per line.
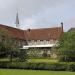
<box><xmin>0</xmin><ymin>28</ymin><xmax>19</xmax><ymax>62</ymax></box>
<box><xmin>18</xmin><ymin>49</ymin><xmax>27</xmax><ymax>62</ymax></box>
<box><xmin>57</xmin><ymin>31</ymin><xmax>75</xmax><ymax>62</ymax></box>
<box><xmin>0</xmin><ymin>29</ymin><xmax>11</xmax><ymax>57</ymax></box>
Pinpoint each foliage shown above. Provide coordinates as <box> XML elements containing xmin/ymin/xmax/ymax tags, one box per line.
<box><xmin>1</xmin><ymin>61</ymin><xmax>75</xmax><ymax>71</ymax></box>
<box><xmin>18</xmin><ymin>49</ymin><xmax>27</xmax><ymax>62</ymax></box>
<box><xmin>57</xmin><ymin>31</ymin><xmax>75</xmax><ymax>62</ymax></box>
<box><xmin>27</xmin><ymin>49</ymin><xmax>42</xmax><ymax>58</ymax></box>
<box><xmin>0</xmin><ymin>29</ymin><xmax>12</xmax><ymax>57</ymax></box>
<box><xmin>0</xmin><ymin>29</ymin><xmax>19</xmax><ymax>62</ymax></box>
<box><xmin>0</xmin><ymin>60</ymin><xmax>72</xmax><ymax>71</ymax></box>
<box><xmin>42</xmin><ymin>52</ymin><xmax>47</xmax><ymax>57</ymax></box>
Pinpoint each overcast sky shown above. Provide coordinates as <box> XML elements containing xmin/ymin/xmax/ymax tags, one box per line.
<box><xmin>0</xmin><ymin>0</ymin><xmax>75</xmax><ymax>31</ymax></box>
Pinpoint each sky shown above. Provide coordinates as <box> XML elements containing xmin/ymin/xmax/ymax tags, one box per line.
<box><xmin>0</xmin><ymin>0</ymin><xmax>75</xmax><ymax>31</ymax></box>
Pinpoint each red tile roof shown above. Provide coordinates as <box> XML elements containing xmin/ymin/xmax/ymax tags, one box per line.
<box><xmin>0</xmin><ymin>24</ymin><xmax>25</xmax><ymax>40</ymax></box>
<box><xmin>0</xmin><ymin>24</ymin><xmax>63</xmax><ymax>41</ymax></box>
<box><xmin>26</xmin><ymin>27</ymin><xmax>63</xmax><ymax>41</ymax></box>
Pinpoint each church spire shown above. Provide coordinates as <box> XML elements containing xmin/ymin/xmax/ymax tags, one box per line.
<box><xmin>16</xmin><ymin>12</ymin><xmax>20</xmax><ymax>28</ymax></box>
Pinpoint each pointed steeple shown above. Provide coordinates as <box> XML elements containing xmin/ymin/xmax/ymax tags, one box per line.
<box><xmin>16</xmin><ymin>12</ymin><xmax>20</xmax><ymax>28</ymax></box>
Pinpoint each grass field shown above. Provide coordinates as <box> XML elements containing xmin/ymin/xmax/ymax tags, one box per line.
<box><xmin>0</xmin><ymin>58</ymin><xmax>58</xmax><ymax>63</ymax></box>
<box><xmin>28</xmin><ymin>59</ymin><xmax>58</xmax><ymax>63</ymax></box>
<box><xmin>0</xmin><ymin>69</ymin><xmax>75</xmax><ymax>75</ymax></box>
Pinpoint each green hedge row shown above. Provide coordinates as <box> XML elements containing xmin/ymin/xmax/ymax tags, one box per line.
<box><xmin>0</xmin><ymin>62</ymin><xmax>75</xmax><ymax>71</ymax></box>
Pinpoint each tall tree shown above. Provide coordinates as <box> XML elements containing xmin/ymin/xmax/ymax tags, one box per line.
<box><xmin>0</xmin><ymin>28</ymin><xmax>19</xmax><ymax>62</ymax></box>
<box><xmin>57</xmin><ymin>31</ymin><xmax>75</xmax><ymax>62</ymax></box>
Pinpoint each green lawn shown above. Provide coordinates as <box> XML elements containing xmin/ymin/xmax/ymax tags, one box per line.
<box><xmin>0</xmin><ymin>58</ymin><xmax>58</xmax><ymax>63</ymax></box>
<box><xmin>0</xmin><ymin>69</ymin><xmax>75</xmax><ymax>75</ymax></box>
<box><xmin>28</xmin><ymin>59</ymin><xmax>58</xmax><ymax>63</ymax></box>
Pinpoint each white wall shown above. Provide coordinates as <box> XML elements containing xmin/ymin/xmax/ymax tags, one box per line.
<box><xmin>28</xmin><ymin>40</ymin><xmax>57</xmax><ymax>45</ymax></box>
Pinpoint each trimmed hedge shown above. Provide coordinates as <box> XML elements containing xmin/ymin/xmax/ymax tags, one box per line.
<box><xmin>67</xmin><ymin>62</ymin><xmax>75</xmax><ymax>71</ymax></box>
<box><xmin>0</xmin><ymin>61</ymin><xmax>75</xmax><ymax>71</ymax></box>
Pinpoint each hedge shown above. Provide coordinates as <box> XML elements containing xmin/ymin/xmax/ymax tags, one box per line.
<box><xmin>0</xmin><ymin>61</ymin><xmax>75</xmax><ymax>71</ymax></box>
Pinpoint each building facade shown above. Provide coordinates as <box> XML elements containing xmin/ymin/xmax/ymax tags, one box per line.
<box><xmin>0</xmin><ymin>22</ymin><xmax>63</xmax><ymax>57</ymax></box>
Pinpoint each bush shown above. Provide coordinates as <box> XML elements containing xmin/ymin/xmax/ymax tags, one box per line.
<box><xmin>48</xmin><ymin>63</ymin><xmax>67</xmax><ymax>71</ymax></box>
<box><xmin>0</xmin><ymin>61</ymin><xmax>8</xmax><ymax>68</ymax></box>
<box><xmin>67</xmin><ymin>62</ymin><xmax>75</xmax><ymax>71</ymax></box>
<box><xmin>0</xmin><ymin>61</ymin><xmax>75</xmax><ymax>71</ymax></box>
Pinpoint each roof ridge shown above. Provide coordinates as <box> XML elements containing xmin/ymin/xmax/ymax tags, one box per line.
<box><xmin>26</xmin><ymin>27</ymin><xmax>61</xmax><ymax>31</ymax></box>
<box><xmin>0</xmin><ymin>24</ymin><xmax>23</xmax><ymax>31</ymax></box>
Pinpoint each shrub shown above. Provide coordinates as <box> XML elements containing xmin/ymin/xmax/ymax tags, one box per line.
<box><xmin>67</xmin><ymin>62</ymin><xmax>75</xmax><ymax>71</ymax></box>
<box><xmin>48</xmin><ymin>63</ymin><xmax>67</xmax><ymax>71</ymax></box>
<box><xmin>0</xmin><ymin>61</ymin><xmax>75</xmax><ymax>71</ymax></box>
<box><xmin>0</xmin><ymin>61</ymin><xmax>8</xmax><ymax>68</ymax></box>
<box><xmin>37</xmin><ymin>63</ymin><xmax>45</xmax><ymax>70</ymax></box>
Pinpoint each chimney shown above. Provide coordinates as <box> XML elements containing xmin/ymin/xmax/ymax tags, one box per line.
<box><xmin>61</xmin><ymin>22</ymin><xmax>63</xmax><ymax>32</ymax></box>
<box><xmin>28</xmin><ymin>29</ymin><xmax>31</xmax><ymax>32</ymax></box>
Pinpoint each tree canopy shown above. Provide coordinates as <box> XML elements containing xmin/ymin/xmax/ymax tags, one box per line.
<box><xmin>0</xmin><ymin>29</ymin><xmax>18</xmax><ymax>61</ymax></box>
<box><xmin>57</xmin><ymin>31</ymin><xmax>75</xmax><ymax>61</ymax></box>
<box><xmin>0</xmin><ymin>28</ymin><xmax>27</xmax><ymax>62</ymax></box>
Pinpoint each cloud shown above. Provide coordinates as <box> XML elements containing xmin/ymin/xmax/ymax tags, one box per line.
<box><xmin>0</xmin><ymin>0</ymin><xmax>75</xmax><ymax>31</ymax></box>
<box><xmin>21</xmin><ymin>18</ymin><xmax>36</xmax><ymax>29</ymax></box>
<box><xmin>25</xmin><ymin>18</ymin><xmax>35</xmax><ymax>25</ymax></box>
